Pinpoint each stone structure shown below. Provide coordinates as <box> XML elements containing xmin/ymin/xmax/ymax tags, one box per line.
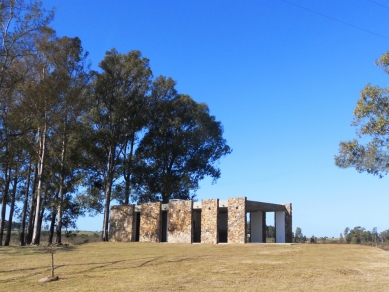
<box><xmin>284</xmin><ymin>203</ymin><xmax>293</xmax><ymax>243</ymax></box>
<box><xmin>201</xmin><ymin>199</ymin><xmax>219</xmax><ymax>244</ymax></box>
<box><xmin>109</xmin><ymin>205</ymin><xmax>135</xmax><ymax>242</ymax></box>
<box><xmin>139</xmin><ymin>202</ymin><xmax>161</xmax><ymax>242</ymax></box>
<box><xmin>167</xmin><ymin>200</ymin><xmax>193</xmax><ymax>243</ymax></box>
<box><xmin>109</xmin><ymin>197</ymin><xmax>292</xmax><ymax>244</ymax></box>
<box><xmin>228</xmin><ymin>197</ymin><xmax>246</xmax><ymax>244</ymax></box>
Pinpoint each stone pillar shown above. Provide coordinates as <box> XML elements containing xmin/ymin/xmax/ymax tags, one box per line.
<box><xmin>228</xmin><ymin>197</ymin><xmax>246</xmax><ymax>244</ymax></box>
<box><xmin>201</xmin><ymin>199</ymin><xmax>218</xmax><ymax>244</ymax></box>
<box><xmin>167</xmin><ymin>200</ymin><xmax>193</xmax><ymax>243</ymax></box>
<box><xmin>139</xmin><ymin>202</ymin><xmax>161</xmax><ymax>242</ymax></box>
<box><xmin>250</xmin><ymin>211</ymin><xmax>263</xmax><ymax>243</ymax></box>
<box><xmin>284</xmin><ymin>203</ymin><xmax>292</xmax><ymax>243</ymax></box>
<box><xmin>109</xmin><ymin>205</ymin><xmax>135</xmax><ymax>242</ymax></box>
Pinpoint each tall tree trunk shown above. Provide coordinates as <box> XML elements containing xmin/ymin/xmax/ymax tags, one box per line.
<box><xmin>36</xmin><ymin>206</ymin><xmax>45</xmax><ymax>245</ymax></box>
<box><xmin>26</xmin><ymin>162</ymin><xmax>38</xmax><ymax>245</ymax></box>
<box><xmin>5</xmin><ymin>176</ymin><xmax>17</xmax><ymax>246</ymax></box>
<box><xmin>20</xmin><ymin>161</ymin><xmax>32</xmax><ymax>246</ymax></box>
<box><xmin>102</xmin><ymin>147</ymin><xmax>114</xmax><ymax>242</ymax></box>
<box><xmin>48</xmin><ymin>206</ymin><xmax>56</xmax><ymax>245</ymax></box>
<box><xmin>55</xmin><ymin>125</ymin><xmax>67</xmax><ymax>245</ymax></box>
<box><xmin>32</xmin><ymin>124</ymin><xmax>47</xmax><ymax>245</ymax></box>
<box><xmin>0</xmin><ymin>166</ymin><xmax>11</xmax><ymax>246</ymax></box>
<box><xmin>124</xmin><ymin>134</ymin><xmax>135</xmax><ymax>205</ymax></box>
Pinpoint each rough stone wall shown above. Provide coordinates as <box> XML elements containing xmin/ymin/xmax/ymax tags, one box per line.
<box><xmin>167</xmin><ymin>200</ymin><xmax>193</xmax><ymax>243</ymax></box>
<box><xmin>284</xmin><ymin>203</ymin><xmax>293</xmax><ymax>243</ymax></box>
<box><xmin>201</xmin><ymin>199</ymin><xmax>218</xmax><ymax>244</ymax></box>
<box><xmin>139</xmin><ymin>202</ymin><xmax>161</xmax><ymax>242</ymax></box>
<box><xmin>109</xmin><ymin>205</ymin><xmax>135</xmax><ymax>242</ymax></box>
<box><xmin>228</xmin><ymin>197</ymin><xmax>246</xmax><ymax>244</ymax></box>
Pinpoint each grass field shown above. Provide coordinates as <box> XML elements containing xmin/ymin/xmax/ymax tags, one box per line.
<box><xmin>1</xmin><ymin>242</ymin><xmax>388</xmax><ymax>291</ymax></box>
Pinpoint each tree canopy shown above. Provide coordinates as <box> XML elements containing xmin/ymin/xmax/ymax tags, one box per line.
<box><xmin>133</xmin><ymin>77</ymin><xmax>231</xmax><ymax>203</ymax></box>
<box><xmin>335</xmin><ymin>52</ymin><xmax>389</xmax><ymax>177</ymax></box>
<box><xmin>0</xmin><ymin>1</ymin><xmax>232</xmax><ymax>245</ymax></box>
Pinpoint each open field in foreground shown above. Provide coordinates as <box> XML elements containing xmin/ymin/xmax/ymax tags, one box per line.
<box><xmin>1</xmin><ymin>242</ymin><xmax>388</xmax><ymax>291</ymax></box>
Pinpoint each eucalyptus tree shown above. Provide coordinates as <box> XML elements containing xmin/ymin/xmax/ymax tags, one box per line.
<box><xmin>46</xmin><ymin>36</ymin><xmax>91</xmax><ymax>245</ymax></box>
<box><xmin>0</xmin><ymin>1</ymin><xmax>53</xmax><ymax>245</ymax></box>
<box><xmin>335</xmin><ymin>52</ymin><xmax>389</xmax><ymax>177</ymax></box>
<box><xmin>18</xmin><ymin>28</ymin><xmax>79</xmax><ymax>245</ymax></box>
<box><xmin>133</xmin><ymin>76</ymin><xmax>232</xmax><ymax>204</ymax></box>
<box><xmin>0</xmin><ymin>0</ymin><xmax>53</xmax><ymax>91</ymax></box>
<box><xmin>85</xmin><ymin>49</ymin><xmax>152</xmax><ymax>241</ymax></box>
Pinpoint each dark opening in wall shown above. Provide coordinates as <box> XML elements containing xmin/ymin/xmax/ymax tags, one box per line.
<box><xmin>161</xmin><ymin>211</ymin><xmax>168</xmax><ymax>242</ymax></box>
<box><xmin>135</xmin><ymin>212</ymin><xmax>140</xmax><ymax>242</ymax></box>
<box><xmin>193</xmin><ymin>210</ymin><xmax>201</xmax><ymax>243</ymax></box>
<box><xmin>218</xmin><ymin>211</ymin><xmax>228</xmax><ymax>243</ymax></box>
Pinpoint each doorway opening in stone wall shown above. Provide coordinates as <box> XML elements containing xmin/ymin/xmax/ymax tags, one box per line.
<box><xmin>218</xmin><ymin>211</ymin><xmax>228</xmax><ymax>243</ymax></box>
<box><xmin>192</xmin><ymin>210</ymin><xmax>201</xmax><ymax>243</ymax></box>
<box><xmin>266</xmin><ymin>212</ymin><xmax>275</xmax><ymax>243</ymax></box>
<box><xmin>135</xmin><ymin>212</ymin><xmax>140</xmax><ymax>242</ymax></box>
<box><xmin>161</xmin><ymin>211</ymin><xmax>168</xmax><ymax>242</ymax></box>
<box><xmin>246</xmin><ymin>213</ymin><xmax>251</xmax><ymax>243</ymax></box>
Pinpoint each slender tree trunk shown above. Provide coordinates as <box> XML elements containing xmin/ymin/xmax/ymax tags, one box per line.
<box><xmin>5</xmin><ymin>176</ymin><xmax>17</xmax><ymax>246</ymax></box>
<box><xmin>32</xmin><ymin>124</ymin><xmax>47</xmax><ymax>245</ymax></box>
<box><xmin>102</xmin><ymin>147</ymin><xmax>114</xmax><ymax>241</ymax></box>
<box><xmin>48</xmin><ymin>206</ymin><xmax>56</xmax><ymax>245</ymax></box>
<box><xmin>124</xmin><ymin>134</ymin><xmax>135</xmax><ymax>205</ymax></box>
<box><xmin>20</xmin><ymin>161</ymin><xmax>32</xmax><ymax>246</ymax></box>
<box><xmin>26</xmin><ymin>162</ymin><xmax>38</xmax><ymax>245</ymax></box>
<box><xmin>51</xmin><ymin>252</ymin><xmax>54</xmax><ymax>277</ymax></box>
<box><xmin>36</xmin><ymin>205</ymin><xmax>45</xmax><ymax>245</ymax></box>
<box><xmin>55</xmin><ymin>126</ymin><xmax>67</xmax><ymax>245</ymax></box>
<box><xmin>0</xmin><ymin>166</ymin><xmax>11</xmax><ymax>246</ymax></box>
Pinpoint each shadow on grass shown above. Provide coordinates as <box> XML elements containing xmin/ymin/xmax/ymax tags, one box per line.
<box><xmin>0</xmin><ymin>244</ymin><xmax>76</xmax><ymax>255</ymax></box>
<box><xmin>0</xmin><ymin>251</ymin><xmax>209</xmax><ymax>284</ymax></box>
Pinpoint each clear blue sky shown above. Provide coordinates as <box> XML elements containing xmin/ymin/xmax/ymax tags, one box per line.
<box><xmin>42</xmin><ymin>0</ymin><xmax>389</xmax><ymax>237</ymax></box>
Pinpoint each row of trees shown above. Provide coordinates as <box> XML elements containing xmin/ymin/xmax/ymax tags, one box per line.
<box><xmin>342</xmin><ymin>226</ymin><xmax>389</xmax><ymax>245</ymax></box>
<box><xmin>292</xmin><ymin>226</ymin><xmax>389</xmax><ymax>245</ymax></box>
<box><xmin>0</xmin><ymin>1</ymin><xmax>231</xmax><ymax>246</ymax></box>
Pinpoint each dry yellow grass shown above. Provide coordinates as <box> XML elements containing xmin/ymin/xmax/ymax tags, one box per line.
<box><xmin>1</xmin><ymin>242</ymin><xmax>388</xmax><ymax>291</ymax></box>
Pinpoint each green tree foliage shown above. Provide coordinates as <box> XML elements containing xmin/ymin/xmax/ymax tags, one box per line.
<box><xmin>344</xmin><ymin>227</ymin><xmax>349</xmax><ymax>240</ymax></box>
<box><xmin>379</xmin><ymin>229</ymin><xmax>389</xmax><ymax>244</ymax></box>
<box><xmin>0</xmin><ymin>0</ymin><xmax>53</xmax><ymax>246</ymax></box>
<box><xmin>266</xmin><ymin>225</ymin><xmax>275</xmax><ymax>239</ymax></box>
<box><xmin>0</xmin><ymin>13</ymin><xmax>232</xmax><ymax>244</ymax></box>
<box><xmin>335</xmin><ymin>52</ymin><xmax>389</xmax><ymax>177</ymax></box>
<box><xmin>85</xmin><ymin>49</ymin><xmax>152</xmax><ymax>241</ymax></box>
<box><xmin>344</xmin><ymin>226</ymin><xmax>382</xmax><ymax>244</ymax></box>
<box><xmin>134</xmin><ymin>77</ymin><xmax>231</xmax><ymax>203</ymax></box>
<box><xmin>294</xmin><ymin>227</ymin><xmax>306</xmax><ymax>243</ymax></box>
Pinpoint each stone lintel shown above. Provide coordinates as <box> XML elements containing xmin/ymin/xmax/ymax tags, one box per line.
<box><xmin>193</xmin><ymin>201</ymin><xmax>202</xmax><ymax>209</ymax></box>
<box><xmin>246</xmin><ymin>200</ymin><xmax>286</xmax><ymax>212</ymax></box>
<box><xmin>219</xmin><ymin>200</ymin><xmax>228</xmax><ymax>208</ymax></box>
